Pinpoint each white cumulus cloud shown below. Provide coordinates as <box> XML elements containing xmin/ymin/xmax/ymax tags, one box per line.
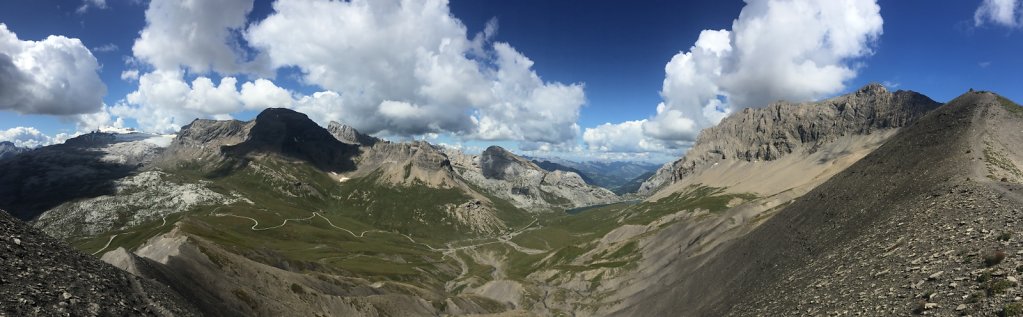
<box><xmin>0</xmin><ymin>127</ymin><xmax>52</xmax><ymax>148</ymax></box>
<box><xmin>76</xmin><ymin>0</ymin><xmax>108</xmax><ymax>14</ymax></box>
<box><xmin>110</xmin><ymin>0</ymin><xmax>584</xmax><ymax>149</ymax></box>
<box><xmin>245</xmin><ymin>0</ymin><xmax>585</xmax><ymax>144</ymax></box>
<box><xmin>586</xmin><ymin>0</ymin><xmax>883</xmax><ymax>153</ymax></box>
<box><xmin>132</xmin><ymin>0</ymin><xmax>267</xmax><ymax>75</ymax></box>
<box><xmin>113</xmin><ymin>70</ymin><xmax>293</xmax><ymax>133</ymax></box>
<box><xmin>0</xmin><ymin>127</ymin><xmax>80</xmax><ymax>148</ymax></box>
<box><xmin>0</xmin><ymin>24</ymin><xmax>107</xmax><ymax>115</ymax></box>
<box><xmin>975</xmin><ymin>0</ymin><xmax>1022</xmax><ymax>27</ymax></box>
<box><xmin>120</xmin><ymin>69</ymin><xmax>139</xmax><ymax>81</ymax></box>
<box><xmin>583</xmin><ymin>120</ymin><xmax>668</xmax><ymax>153</ymax></box>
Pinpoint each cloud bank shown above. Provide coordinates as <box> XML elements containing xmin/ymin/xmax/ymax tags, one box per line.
<box><xmin>0</xmin><ymin>24</ymin><xmax>107</xmax><ymax>116</ymax></box>
<box><xmin>0</xmin><ymin>127</ymin><xmax>76</xmax><ymax>148</ymax></box>
<box><xmin>584</xmin><ymin>0</ymin><xmax>883</xmax><ymax>153</ymax></box>
<box><xmin>109</xmin><ymin>0</ymin><xmax>585</xmax><ymax>149</ymax></box>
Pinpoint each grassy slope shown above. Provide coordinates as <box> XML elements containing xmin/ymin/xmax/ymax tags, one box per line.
<box><xmin>68</xmin><ymin>152</ymin><xmax>754</xmax><ymax>312</ymax></box>
<box><xmin>505</xmin><ymin>185</ymin><xmax>756</xmax><ymax>280</ymax></box>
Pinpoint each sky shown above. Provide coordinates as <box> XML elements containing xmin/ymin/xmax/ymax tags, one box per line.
<box><xmin>0</xmin><ymin>0</ymin><xmax>1021</xmax><ymax>163</ymax></box>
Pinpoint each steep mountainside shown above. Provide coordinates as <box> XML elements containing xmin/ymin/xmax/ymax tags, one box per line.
<box><xmin>616</xmin><ymin>91</ymin><xmax>1023</xmax><ymax>316</ymax></box>
<box><xmin>327</xmin><ymin>121</ymin><xmax>382</xmax><ymax>146</ymax></box>
<box><xmin>223</xmin><ymin>108</ymin><xmax>359</xmax><ymax>172</ymax></box>
<box><xmin>0</xmin><ymin>209</ymin><xmax>199</xmax><ymax>316</ymax></box>
<box><xmin>639</xmin><ymin>83</ymin><xmax>940</xmax><ymax>196</ymax></box>
<box><xmin>0</xmin><ymin>141</ymin><xmax>29</xmax><ymax>160</ymax></box>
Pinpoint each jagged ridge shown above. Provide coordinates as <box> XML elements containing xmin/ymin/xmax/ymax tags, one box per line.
<box><xmin>639</xmin><ymin>83</ymin><xmax>941</xmax><ymax>195</ymax></box>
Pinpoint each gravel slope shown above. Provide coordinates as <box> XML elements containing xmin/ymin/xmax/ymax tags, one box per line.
<box><xmin>0</xmin><ymin>209</ymin><xmax>199</xmax><ymax>316</ymax></box>
<box><xmin>617</xmin><ymin>91</ymin><xmax>1023</xmax><ymax>316</ymax></box>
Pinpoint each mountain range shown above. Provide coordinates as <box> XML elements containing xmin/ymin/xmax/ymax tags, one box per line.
<box><xmin>1</xmin><ymin>84</ymin><xmax>1022</xmax><ymax>316</ymax></box>
<box><xmin>528</xmin><ymin>157</ymin><xmax>660</xmax><ymax>195</ymax></box>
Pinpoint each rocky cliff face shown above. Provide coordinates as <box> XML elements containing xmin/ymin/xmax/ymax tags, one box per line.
<box><xmin>350</xmin><ymin>140</ymin><xmax>458</xmax><ymax>187</ymax></box>
<box><xmin>164</xmin><ymin>118</ymin><xmax>253</xmax><ymax>161</ymax></box>
<box><xmin>448</xmin><ymin>146</ymin><xmax>619</xmax><ymax>211</ymax></box>
<box><xmin>639</xmin><ymin>84</ymin><xmax>941</xmax><ymax>196</ymax></box>
<box><xmin>327</xmin><ymin>121</ymin><xmax>382</xmax><ymax>146</ymax></box>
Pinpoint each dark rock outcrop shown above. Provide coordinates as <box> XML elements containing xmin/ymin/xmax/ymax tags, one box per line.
<box><xmin>223</xmin><ymin>108</ymin><xmax>359</xmax><ymax>172</ymax></box>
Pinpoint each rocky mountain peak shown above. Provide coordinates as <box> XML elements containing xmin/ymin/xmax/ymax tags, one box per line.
<box><xmin>175</xmin><ymin>118</ymin><xmax>251</xmax><ymax>146</ymax></box>
<box><xmin>223</xmin><ymin>108</ymin><xmax>358</xmax><ymax>172</ymax></box>
<box><xmin>856</xmin><ymin>82</ymin><xmax>888</xmax><ymax>95</ymax></box>
<box><xmin>327</xmin><ymin>121</ymin><xmax>382</xmax><ymax>146</ymax></box>
<box><xmin>639</xmin><ymin>84</ymin><xmax>941</xmax><ymax>195</ymax></box>
<box><xmin>480</xmin><ymin>146</ymin><xmax>538</xmax><ymax>180</ymax></box>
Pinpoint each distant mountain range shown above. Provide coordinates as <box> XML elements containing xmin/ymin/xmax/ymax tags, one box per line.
<box><xmin>527</xmin><ymin>157</ymin><xmax>660</xmax><ymax>194</ymax></box>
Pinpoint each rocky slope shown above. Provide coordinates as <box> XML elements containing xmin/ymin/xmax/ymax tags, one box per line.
<box><xmin>615</xmin><ymin>91</ymin><xmax>1023</xmax><ymax>316</ymax></box>
<box><xmin>0</xmin><ymin>140</ymin><xmax>29</xmax><ymax>160</ymax></box>
<box><xmin>0</xmin><ymin>209</ymin><xmax>199</xmax><ymax>316</ymax></box>
<box><xmin>0</xmin><ymin>132</ymin><xmax>168</xmax><ymax>221</ymax></box>
<box><xmin>639</xmin><ymin>83</ymin><xmax>941</xmax><ymax>196</ymax></box>
<box><xmin>327</xmin><ymin>121</ymin><xmax>382</xmax><ymax>146</ymax></box>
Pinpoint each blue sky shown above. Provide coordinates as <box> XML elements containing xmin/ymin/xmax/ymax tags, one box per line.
<box><xmin>0</xmin><ymin>0</ymin><xmax>1020</xmax><ymax>162</ymax></box>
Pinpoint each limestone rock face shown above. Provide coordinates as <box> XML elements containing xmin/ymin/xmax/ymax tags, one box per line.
<box><xmin>480</xmin><ymin>146</ymin><xmax>536</xmax><ymax>181</ymax></box>
<box><xmin>448</xmin><ymin>146</ymin><xmax>619</xmax><ymax>211</ymax></box>
<box><xmin>639</xmin><ymin>84</ymin><xmax>941</xmax><ymax>196</ymax></box>
<box><xmin>352</xmin><ymin>140</ymin><xmax>457</xmax><ymax>187</ymax></box>
<box><xmin>162</xmin><ymin>118</ymin><xmax>253</xmax><ymax>163</ymax></box>
<box><xmin>327</xmin><ymin>121</ymin><xmax>381</xmax><ymax>146</ymax></box>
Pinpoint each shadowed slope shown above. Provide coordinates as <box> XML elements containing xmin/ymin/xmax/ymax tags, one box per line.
<box><xmin>616</xmin><ymin>91</ymin><xmax>1023</xmax><ymax>316</ymax></box>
